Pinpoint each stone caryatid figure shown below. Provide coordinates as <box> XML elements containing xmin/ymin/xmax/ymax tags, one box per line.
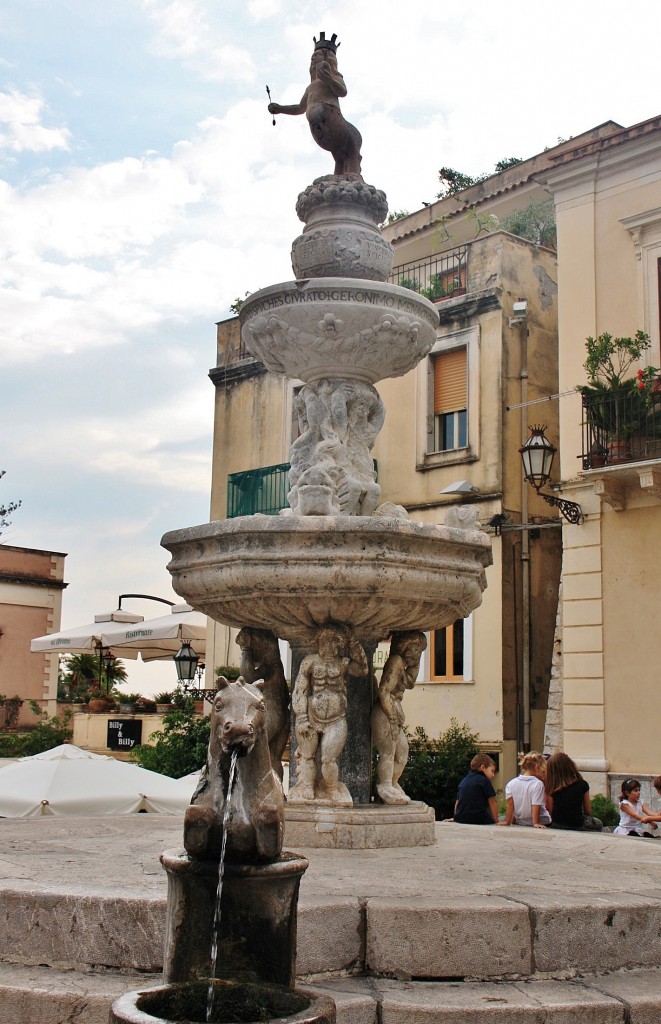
<box><xmin>371</xmin><ymin>631</ymin><xmax>427</xmax><ymax>805</ymax></box>
<box><xmin>288</xmin><ymin>625</ymin><xmax>368</xmax><ymax>806</ymax></box>
<box><xmin>267</xmin><ymin>32</ymin><xmax>362</xmax><ymax>177</ymax></box>
<box><xmin>236</xmin><ymin>627</ymin><xmax>290</xmax><ymax>781</ymax></box>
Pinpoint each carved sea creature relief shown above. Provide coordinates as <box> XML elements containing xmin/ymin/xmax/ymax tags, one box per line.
<box><xmin>184</xmin><ymin>678</ymin><xmax>284</xmax><ymax>863</ymax></box>
<box><xmin>288</xmin><ymin>378</ymin><xmax>383</xmax><ymax>515</ymax></box>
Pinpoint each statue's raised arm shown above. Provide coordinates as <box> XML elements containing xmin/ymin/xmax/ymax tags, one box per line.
<box><xmin>267</xmin><ymin>32</ymin><xmax>362</xmax><ymax>178</ymax></box>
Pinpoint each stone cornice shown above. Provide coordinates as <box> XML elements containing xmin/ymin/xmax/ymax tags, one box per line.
<box><xmin>209</xmin><ymin>360</ymin><xmax>268</xmax><ymax>388</ymax></box>
<box><xmin>0</xmin><ymin>572</ymin><xmax>67</xmax><ymax>589</ymax></box>
<box><xmin>435</xmin><ymin>288</ymin><xmax>502</xmax><ymax>326</ymax></box>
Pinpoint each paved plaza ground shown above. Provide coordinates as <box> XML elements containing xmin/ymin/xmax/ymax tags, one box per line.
<box><xmin>3</xmin><ymin>815</ymin><xmax>661</xmax><ymax>1022</ymax></box>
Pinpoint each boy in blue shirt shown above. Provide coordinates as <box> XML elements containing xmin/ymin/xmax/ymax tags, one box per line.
<box><xmin>454</xmin><ymin>753</ymin><xmax>498</xmax><ymax>824</ymax></box>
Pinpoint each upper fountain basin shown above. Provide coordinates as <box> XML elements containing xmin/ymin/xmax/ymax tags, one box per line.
<box><xmin>239</xmin><ymin>279</ymin><xmax>440</xmax><ymax>385</ymax></box>
<box><xmin>162</xmin><ymin>513</ymin><xmax>492</xmax><ymax>646</ymax></box>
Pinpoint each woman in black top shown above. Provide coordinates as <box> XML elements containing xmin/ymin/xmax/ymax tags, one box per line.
<box><xmin>545</xmin><ymin>752</ymin><xmax>602</xmax><ymax>831</ymax></box>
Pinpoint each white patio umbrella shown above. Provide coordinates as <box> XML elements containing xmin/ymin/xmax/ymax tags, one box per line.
<box><xmin>0</xmin><ymin>743</ymin><xmax>194</xmax><ymax>817</ymax></box>
<box><xmin>30</xmin><ymin>610</ymin><xmax>145</xmax><ymax>658</ymax></box>
<box><xmin>100</xmin><ymin>603</ymin><xmax>206</xmax><ymax>662</ymax></box>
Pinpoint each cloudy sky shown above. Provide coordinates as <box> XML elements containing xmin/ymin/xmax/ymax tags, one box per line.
<box><xmin>2</xmin><ymin>0</ymin><xmax>660</xmax><ymax>694</ymax></box>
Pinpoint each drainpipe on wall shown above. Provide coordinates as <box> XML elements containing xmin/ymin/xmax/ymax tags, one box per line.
<box><xmin>518</xmin><ymin>306</ymin><xmax>531</xmax><ymax>751</ymax></box>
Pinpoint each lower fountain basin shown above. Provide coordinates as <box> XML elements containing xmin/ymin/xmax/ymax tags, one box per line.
<box><xmin>162</xmin><ymin>514</ymin><xmax>492</xmax><ymax>645</ymax></box>
<box><xmin>110</xmin><ymin>980</ymin><xmax>335</xmax><ymax>1024</ymax></box>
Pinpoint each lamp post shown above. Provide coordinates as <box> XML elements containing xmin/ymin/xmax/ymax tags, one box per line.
<box><xmin>519</xmin><ymin>426</ymin><xmax>584</xmax><ymax>525</ymax></box>
<box><xmin>173</xmin><ymin>642</ymin><xmax>212</xmax><ymax>702</ymax></box>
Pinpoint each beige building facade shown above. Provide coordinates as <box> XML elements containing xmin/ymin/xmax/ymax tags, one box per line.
<box><xmin>0</xmin><ymin>543</ymin><xmax>67</xmax><ymax>725</ymax></box>
<box><xmin>540</xmin><ymin>115</ymin><xmax>661</xmax><ymax>797</ymax></box>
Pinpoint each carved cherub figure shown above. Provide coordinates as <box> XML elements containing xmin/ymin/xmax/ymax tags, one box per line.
<box><xmin>288</xmin><ymin>625</ymin><xmax>368</xmax><ymax>806</ymax></box>
<box><xmin>371</xmin><ymin>631</ymin><xmax>427</xmax><ymax>804</ymax></box>
<box><xmin>268</xmin><ymin>33</ymin><xmax>362</xmax><ymax>177</ymax></box>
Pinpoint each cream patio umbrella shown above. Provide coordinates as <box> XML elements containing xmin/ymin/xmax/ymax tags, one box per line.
<box><xmin>30</xmin><ymin>610</ymin><xmax>145</xmax><ymax>658</ymax></box>
<box><xmin>0</xmin><ymin>744</ymin><xmax>196</xmax><ymax>817</ymax></box>
<box><xmin>99</xmin><ymin>603</ymin><xmax>206</xmax><ymax>662</ymax></box>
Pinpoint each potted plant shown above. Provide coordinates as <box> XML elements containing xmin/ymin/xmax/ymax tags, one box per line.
<box><xmin>86</xmin><ymin>688</ymin><xmax>117</xmax><ymax>714</ymax></box>
<box><xmin>136</xmin><ymin>696</ymin><xmax>157</xmax><ymax>714</ymax></box>
<box><xmin>154</xmin><ymin>691</ymin><xmax>174</xmax><ymax>713</ymax></box>
<box><xmin>579</xmin><ymin>330</ymin><xmax>658</xmax><ymax>464</ymax></box>
<box><xmin>117</xmin><ymin>692</ymin><xmax>142</xmax><ymax>714</ymax></box>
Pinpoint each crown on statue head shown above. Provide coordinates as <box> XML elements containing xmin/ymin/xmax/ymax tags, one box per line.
<box><xmin>313</xmin><ymin>32</ymin><xmax>340</xmax><ymax>54</ymax></box>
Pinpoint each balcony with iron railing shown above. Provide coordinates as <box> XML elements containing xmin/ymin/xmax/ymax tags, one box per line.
<box><xmin>388</xmin><ymin>244</ymin><xmax>468</xmax><ymax>302</ymax></box>
<box><xmin>581</xmin><ymin>386</ymin><xmax>661</xmax><ymax>469</ymax></box>
<box><xmin>227</xmin><ymin>463</ymin><xmax>290</xmax><ymax>518</ymax></box>
<box><xmin>227</xmin><ymin>461</ymin><xmax>379</xmax><ymax>518</ymax></box>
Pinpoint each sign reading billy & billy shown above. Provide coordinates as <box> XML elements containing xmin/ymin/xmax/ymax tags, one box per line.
<box><xmin>107</xmin><ymin>718</ymin><xmax>142</xmax><ymax>751</ymax></box>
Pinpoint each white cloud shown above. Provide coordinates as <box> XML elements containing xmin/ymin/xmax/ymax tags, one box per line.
<box><xmin>141</xmin><ymin>0</ymin><xmax>256</xmax><ymax>82</ymax></box>
<box><xmin>247</xmin><ymin>0</ymin><xmax>281</xmax><ymax>20</ymax></box>
<box><xmin>0</xmin><ymin>88</ymin><xmax>70</xmax><ymax>153</ymax></box>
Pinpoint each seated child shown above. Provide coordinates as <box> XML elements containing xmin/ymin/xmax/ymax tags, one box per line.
<box><xmin>614</xmin><ymin>778</ymin><xmax>659</xmax><ymax>836</ymax></box>
<box><xmin>500</xmin><ymin>752</ymin><xmax>551</xmax><ymax>828</ymax></box>
<box><xmin>454</xmin><ymin>753</ymin><xmax>498</xmax><ymax>824</ymax></box>
<box><xmin>545</xmin><ymin>751</ymin><xmax>602</xmax><ymax>831</ymax></box>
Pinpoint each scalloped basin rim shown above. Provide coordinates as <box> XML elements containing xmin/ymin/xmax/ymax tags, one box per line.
<box><xmin>161</xmin><ymin>515</ymin><xmax>492</xmax><ymax>643</ymax></box>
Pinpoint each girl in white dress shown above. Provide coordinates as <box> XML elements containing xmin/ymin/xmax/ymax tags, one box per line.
<box><xmin>614</xmin><ymin>779</ymin><xmax>659</xmax><ymax>837</ymax></box>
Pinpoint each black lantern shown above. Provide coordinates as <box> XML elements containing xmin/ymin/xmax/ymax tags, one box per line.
<box><xmin>102</xmin><ymin>649</ymin><xmax>116</xmax><ymax>696</ymax></box>
<box><xmin>173</xmin><ymin>641</ymin><xmax>199</xmax><ymax>684</ymax></box>
<box><xmin>519</xmin><ymin>425</ymin><xmax>556</xmax><ymax>490</ymax></box>
<box><xmin>519</xmin><ymin>425</ymin><xmax>583</xmax><ymax>525</ymax></box>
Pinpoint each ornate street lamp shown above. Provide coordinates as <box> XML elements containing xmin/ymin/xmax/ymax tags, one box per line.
<box><xmin>173</xmin><ymin>642</ymin><xmax>212</xmax><ymax>702</ymax></box>
<box><xmin>519</xmin><ymin>426</ymin><xmax>584</xmax><ymax>525</ymax></box>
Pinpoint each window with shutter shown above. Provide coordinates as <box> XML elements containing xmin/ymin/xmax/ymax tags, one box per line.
<box><xmin>432</xmin><ymin>348</ymin><xmax>467</xmax><ymax>452</ymax></box>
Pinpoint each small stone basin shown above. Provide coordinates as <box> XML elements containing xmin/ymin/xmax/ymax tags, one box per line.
<box><xmin>162</xmin><ymin>514</ymin><xmax>492</xmax><ymax>645</ymax></box>
<box><xmin>239</xmin><ymin>278</ymin><xmax>439</xmax><ymax>384</ymax></box>
<box><xmin>110</xmin><ymin>980</ymin><xmax>335</xmax><ymax>1024</ymax></box>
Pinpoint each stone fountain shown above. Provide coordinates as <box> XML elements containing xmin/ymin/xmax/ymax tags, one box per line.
<box><xmin>111</xmin><ymin>30</ymin><xmax>491</xmax><ymax>1023</ymax></box>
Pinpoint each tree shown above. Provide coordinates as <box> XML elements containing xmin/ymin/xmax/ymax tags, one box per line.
<box><xmin>131</xmin><ymin>693</ymin><xmax>210</xmax><ymax>778</ymax></box>
<box><xmin>386</xmin><ymin>209</ymin><xmax>410</xmax><ymax>224</ymax></box>
<box><xmin>0</xmin><ymin>470</ymin><xmax>21</xmax><ymax>535</ymax></box>
<box><xmin>436</xmin><ymin>158</ymin><xmax>524</xmax><ymax>200</ymax></box>
<box><xmin>501</xmin><ymin>198</ymin><xmax>557</xmax><ymax>249</ymax></box>
<box><xmin>58</xmin><ymin>652</ymin><xmax>127</xmax><ymax>701</ymax></box>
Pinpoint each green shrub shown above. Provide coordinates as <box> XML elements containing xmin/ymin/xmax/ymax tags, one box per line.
<box><xmin>0</xmin><ymin>702</ymin><xmax>72</xmax><ymax>757</ymax></box>
<box><xmin>398</xmin><ymin>719</ymin><xmax>480</xmax><ymax>820</ymax></box>
<box><xmin>591</xmin><ymin>793</ymin><xmax>619</xmax><ymax>828</ymax></box>
<box><xmin>215</xmin><ymin>665</ymin><xmax>241</xmax><ymax>681</ymax></box>
<box><xmin>132</xmin><ymin>698</ymin><xmax>210</xmax><ymax>778</ymax></box>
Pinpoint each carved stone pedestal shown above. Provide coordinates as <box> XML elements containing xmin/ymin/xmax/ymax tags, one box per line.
<box><xmin>161</xmin><ymin>849</ymin><xmax>308</xmax><ymax>987</ymax></box>
<box><xmin>284</xmin><ymin>802</ymin><xmax>435</xmax><ymax>850</ymax></box>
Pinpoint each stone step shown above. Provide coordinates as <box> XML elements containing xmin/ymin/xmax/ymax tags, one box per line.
<box><xmin>3</xmin><ymin>962</ymin><xmax>661</xmax><ymax>1024</ymax></box>
<box><xmin>0</xmin><ymin>962</ymin><xmax>162</xmax><ymax>1024</ymax></box>
<box><xmin>313</xmin><ymin>969</ymin><xmax>661</xmax><ymax>1023</ymax></box>
<box><xmin>4</xmin><ymin>882</ymin><xmax>661</xmax><ymax>982</ymax></box>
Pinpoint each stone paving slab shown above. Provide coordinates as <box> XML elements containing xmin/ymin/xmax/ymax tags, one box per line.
<box><xmin>0</xmin><ymin>962</ymin><xmax>162</xmax><ymax>1024</ymax></box>
<box><xmin>365</xmin><ymin>896</ymin><xmax>531</xmax><ymax>978</ymax></box>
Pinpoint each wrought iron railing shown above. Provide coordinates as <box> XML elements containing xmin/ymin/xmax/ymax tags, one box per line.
<box><xmin>227</xmin><ymin>463</ymin><xmax>291</xmax><ymax>518</ymax></box>
<box><xmin>389</xmin><ymin>245</ymin><xmax>468</xmax><ymax>302</ymax></box>
<box><xmin>581</xmin><ymin>385</ymin><xmax>661</xmax><ymax>468</ymax></box>
<box><xmin>227</xmin><ymin>460</ymin><xmax>380</xmax><ymax>517</ymax></box>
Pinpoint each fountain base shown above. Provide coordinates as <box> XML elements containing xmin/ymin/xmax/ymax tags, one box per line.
<box><xmin>161</xmin><ymin>851</ymin><xmax>309</xmax><ymax>988</ymax></box>
<box><xmin>110</xmin><ymin>979</ymin><xmax>335</xmax><ymax>1024</ymax></box>
<box><xmin>284</xmin><ymin>801</ymin><xmax>435</xmax><ymax>849</ymax></box>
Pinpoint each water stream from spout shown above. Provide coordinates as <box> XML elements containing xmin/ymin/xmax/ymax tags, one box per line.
<box><xmin>206</xmin><ymin>748</ymin><xmax>239</xmax><ymax>1023</ymax></box>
